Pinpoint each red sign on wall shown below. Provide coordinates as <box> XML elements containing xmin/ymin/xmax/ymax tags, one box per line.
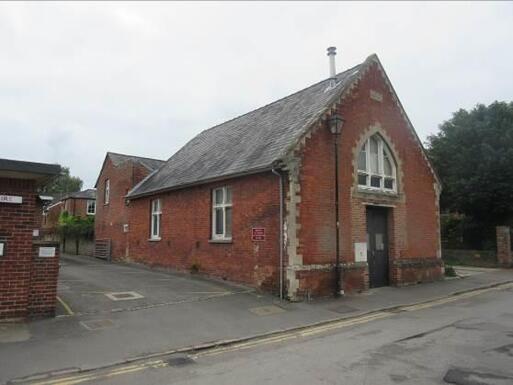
<box><xmin>251</xmin><ymin>228</ymin><xmax>265</xmax><ymax>241</ymax></box>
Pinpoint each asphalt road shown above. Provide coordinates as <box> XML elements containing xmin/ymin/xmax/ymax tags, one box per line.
<box><xmin>40</xmin><ymin>281</ymin><xmax>513</xmax><ymax>385</ymax></box>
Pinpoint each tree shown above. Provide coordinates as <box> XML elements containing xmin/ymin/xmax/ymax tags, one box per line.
<box><xmin>57</xmin><ymin>211</ymin><xmax>95</xmax><ymax>255</ymax></box>
<box><xmin>40</xmin><ymin>166</ymin><xmax>83</xmax><ymax>196</ymax></box>
<box><xmin>426</xmin><ymin>101</ymin><xmax>513</xmax><ymax>229</ymax></box>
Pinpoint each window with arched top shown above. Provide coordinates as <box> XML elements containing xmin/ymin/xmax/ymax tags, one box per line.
<box><xmin>357</xmin><ymin>134</ymin><xmax>397</xmax><ymax>192</ymax></box>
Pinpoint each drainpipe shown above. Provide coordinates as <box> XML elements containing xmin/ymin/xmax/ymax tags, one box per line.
<box><xmin>271</xmin><ymin>168</ymin><xmax>284</xmax><ymax>300</ymax></box>
<box><xmin>327</xmin><ymin>113</ymin><xmax>345</xmax><ymax>297</ymax></box>
<box><xmin>333</xmin><ymin>134</ymin><xmax>342</xmax><ymax>297</ymax></box>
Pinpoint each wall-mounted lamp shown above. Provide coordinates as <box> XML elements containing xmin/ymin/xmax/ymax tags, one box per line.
<box><xmin>328</xmin><ymin>114</ymin><xmax>345</xmax><ymax>135</ymax></box>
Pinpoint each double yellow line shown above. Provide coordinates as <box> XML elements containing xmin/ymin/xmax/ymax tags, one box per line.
<box><xmin>26</xmin><ymin>360</ymin><xmax>167</xmax><ymax>385</ymax></box>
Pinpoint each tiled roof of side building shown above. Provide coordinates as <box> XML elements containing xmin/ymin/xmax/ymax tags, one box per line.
<box><xmin>65</xmin><ymin>188</ymin><xmax>97</xmax><ymax>200</ymax></box>
<box><xmin>94</xmin><ymin>152</ymin><xmax>166</xmax><ymax>188</ymax></box>
<box><xmin>127</xmin><ymin>57</ymin><xmax>371</xmax><ymax>199</ymax></box>
<box><xmin>107</xmin><ymin>152</ymin><xmax>166</xmax><ymax>172</ymax></box>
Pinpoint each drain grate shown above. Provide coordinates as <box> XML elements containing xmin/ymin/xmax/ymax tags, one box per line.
<box><xmin>167</xmin><ymin>355</ymin><xmax>195</xmax><ymax>367</ymax></box>
<box><xmin>104</xmin><ymin>291</ymin><xmax>144</xmax><ymax>301</ymax></box>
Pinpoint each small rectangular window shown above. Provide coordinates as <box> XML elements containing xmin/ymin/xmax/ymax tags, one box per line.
<box><xmin>384</xmin><ymin>178</ymin><xmax>394</xmax><ymax>190</ymax></box>
<box><xmin>86</xmin><ymin>200</ymin><xmax>96</xmax><ymax>215</ymax></box>
<box><xmin>358</xmin><ymin>173</ymin><xmax>368</xmax><ymax>186</ymax></box>
<box><xmin>212</xmin><ymin>187</ymin><xmax>232</xmax><ymax>240</ymax></box>
<box><xmin>104</xmin><ymin>179</ymin><xmax>110</xmax><ymax>204</ymax></box>
<box><xmin>370</xmin><ymin>176</ymin><xmax>381</xmax><ymax>188</ymax></box>
<box><xmin>150</xmin><ymin>199</ymin><xmax>162</xmax><ymax>239</ymax></box>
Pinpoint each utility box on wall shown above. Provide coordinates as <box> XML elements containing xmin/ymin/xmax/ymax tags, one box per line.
<box><xmin>354</xmin><ymin>242</ymin><xmax>367</xmax><ymax>262</ymax></box>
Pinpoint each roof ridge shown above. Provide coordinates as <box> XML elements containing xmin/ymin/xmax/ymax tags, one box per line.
<box><xmin>197</xmin><ymin>64</ymin><xmax>362</xmax><ymax>138</ymax></box>
<box><xmin>127</xmin><ymin>55</ymin><xmax>371</xmax><ymax>199</ymax></box>
<box><xmin>107</xmin><ymin>151</ymin><xmax>165</xmax><ymax>163</ymax></box>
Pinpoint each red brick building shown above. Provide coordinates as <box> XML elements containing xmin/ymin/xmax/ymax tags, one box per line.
<box><xmin>94</xmin><ymin>152</ymin><xmax>165</xmax><ymax>260</ymax></box>
<box><xmin>0</xmin><ymin>158</ymin><xmax>61</xmax><ymax>320</ymax></box>
<box><xmin>112</xmin><ymin>52</ymin><xmax>442</xmax><ymax>300</ymax></box>
<box><xmin>43</xmin><ymin>189</ymin><xmax>97</xmax><ymax>229</ymax></box>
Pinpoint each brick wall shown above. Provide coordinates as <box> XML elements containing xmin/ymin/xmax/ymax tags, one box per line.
<box><xmin>95</xmin><ymin>157</ymin><xmax>152</xmax><ymax>260</ymax></box>
<box><xmin>288</xmin><ymin>62</ymin><xmax>442</xmax><ymax>297</ymax></box>
<box><xmin>0</xmin><ymin>178</ymin><xmax>61</xmax><ymax>320</ymax></box>
<box><xmin>0</xmin><ymin>177</ymin><xmax>37</xmax><ymax>319</ymax></box>
<box><xmin>28</xmin><ymin>241</ymin><xmax>60</xmax><ymax>318</ymax></box>
<box><xmin>42</xmin><ymin>202</ymin><xmax>63</xmax><ymax>229</ymax></box>
<box><xmin>63</xmin><ymin>197</ymin><xmax>90</xmax><ymax>217</ymax></box>
<box><xmin>496</xmin><ymin>226</ymin><xmax>512</xmax><ymax>267</ymax></box>
<box><xmin>127</xmin><ymin>172</ymin><xmax>281</xmax><ymax>292</ymax></box>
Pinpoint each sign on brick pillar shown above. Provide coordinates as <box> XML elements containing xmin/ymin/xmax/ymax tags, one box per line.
<box><xmin>496</xmin><ymin>226</ymin><xmax>512</xmax><ymax>267</ymax></box>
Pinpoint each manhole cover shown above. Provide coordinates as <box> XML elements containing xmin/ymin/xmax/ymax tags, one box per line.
<box><xmin>105</xmin><ymin>291</ymin><xmax>144</xmax><ymax>301</ymax></box>
<box><xmin>249</xmin><ymin>305</ymin><xmax>286</xmax><ymax>316</ymax></box>
<box><xmin>167</xmin><ymin>355</ymin><xmax>195</xmax><ymax>367</ymax></box>
<box><xmin>80</xmin><ymin>319</ymin><xmax>114</xmax><ymax>330</ymax></box>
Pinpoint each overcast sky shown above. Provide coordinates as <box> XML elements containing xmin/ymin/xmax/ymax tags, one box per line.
<box><xmin>1</xmin><ymin>2</ymin><xmax>512</xmax><ymax>188</ymax></box>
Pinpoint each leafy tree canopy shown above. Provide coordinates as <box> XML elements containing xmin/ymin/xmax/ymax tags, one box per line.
<box><xmin>40</xmin><ymin>166</ymin><xmax>83</xmax><ymax>197</ymax></box>
<box><xmin>426</xmin><ymin>101</ymin><xmax>513</xmax><ymax>226</ymax></box>
<box><xmin>57</xmin><ymin>211</ymin><xmax>95</xmax><ymax>239</ymax></box>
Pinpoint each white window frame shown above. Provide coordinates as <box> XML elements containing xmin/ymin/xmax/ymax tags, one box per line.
<box><xmin>104</xmin><ymin>179</ymin><xmax>110</xmax><ymax>204</ymax></box>
<box><xmin>357</xmin><ymin>134</ymin><xmax>397</xmax><ymax>193</ymax></box>
<box><xmin>86</xmin><ymin>200</ymin><xmax>96</xmax><ymax>215</ymax></box>
<box><xmin>212</xmin><ymin>187</ymin><xmax>232</xmax><ymax>241</ymax></box>
<box><xmin>150</xmin><ymin>199</ymin><xmax>162</xmax><ymax>240</ymax></box>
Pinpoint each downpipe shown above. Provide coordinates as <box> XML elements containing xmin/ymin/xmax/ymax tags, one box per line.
<box><xmin>271</xmin><ymin>168</ymin><xmax>284</xmax><ymax>300</ymax></box>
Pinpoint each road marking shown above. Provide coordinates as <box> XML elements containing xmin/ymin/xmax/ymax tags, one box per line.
<box><xmin>23</xmin><ymin>282</ymin><xmax>513</xmax><ymax>385</ymax></box>
<box><xmin>56</xmin><ymin>296</ymin><xmax>74</xmax><ymax>316</ymax></box>
<box><xmin>28</xmin><ymin>361</ymin><xmax>166</xmax><ymax>385</ymax></box>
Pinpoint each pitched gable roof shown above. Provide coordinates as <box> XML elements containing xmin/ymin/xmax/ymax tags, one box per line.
<box><xmin>128</xmin><ymin>53</ymin><xmax>440</xmax><ymax>199</ymax></box>
<box><xmin>63</xmin><ymin>188</ymin><xmax>97</xmax><ymax>200</ymax></box>
<box><xmin>127</xmin><ymin>62</ymin><xmax>366</xmax><ymax>198</ymax></box>
<box><xmin>94</xmin><ymin>152</ymin><xmax>165</xmax><ymax>188</ymax></box>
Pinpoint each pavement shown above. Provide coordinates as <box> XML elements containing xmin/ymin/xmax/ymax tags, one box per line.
<box><xmin>0</xmin><ymin>254</ymin><xmax>512</xmax><ymax>384</ymax></box>
<box><xmin>89</xmin><ymin>280</ymin><xmax>513</xmax><ymax>385</ymax></box>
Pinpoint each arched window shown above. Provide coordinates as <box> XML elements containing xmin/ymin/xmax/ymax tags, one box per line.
<box><xmin>357</xmin><ymin>134</ymin><xmax>397</xmax><ymax>192</ymax></box>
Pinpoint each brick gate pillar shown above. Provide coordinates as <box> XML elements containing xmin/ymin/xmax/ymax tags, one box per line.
<box><xmin>496</xmin><ymin>226</ymin><xmax>512</xmax><ymax>267</ymax></box>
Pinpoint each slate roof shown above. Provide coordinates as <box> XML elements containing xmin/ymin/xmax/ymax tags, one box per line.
<box><xmin>108</xmin><ymin>152</ymin><xmax>165</xmax><ymax>172</ymax></box>
<box><xmin>62</xmin><ymin>188</ymin><xmax>97</xmax><ymax>200</ymax></box>
<box><xmin>94</xmin><ymin>152</ymin><xmax>166</xmax><ymax>188</ymax></box>
<box><xmin>127</xmin><ymin>57</ymin><xmax>372</xmax><ymax>198</ymax></box>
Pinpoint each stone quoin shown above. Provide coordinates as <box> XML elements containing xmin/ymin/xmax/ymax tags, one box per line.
<box><xmin>95</xmin><ymin>53</ymin><xmax>443</xmax><ymax>300</ymax></box>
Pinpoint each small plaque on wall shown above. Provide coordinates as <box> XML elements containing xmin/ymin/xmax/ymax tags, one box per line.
<box><xmin>251</xmin><ymin>228</ymin><xmax>265</xmax><ymax>241</ymax></box>
<box><xmin>354</xmin><ymin>242</ymin><xmax>368</xmax><ymax>262</ymax></box>
<box><xmin>39</xmin><ymin>247</ymin><xmax>56</xmax><ymax>258</ymax></box>
<box><xmin>0</xmin><ymin>242</ymin><xmax>4</xmax><ymax>257</ymax></box>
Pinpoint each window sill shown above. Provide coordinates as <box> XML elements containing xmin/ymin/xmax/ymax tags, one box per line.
<box><xmin>148</xmin><ymin>237</ymin><xmax>161</xmax><ymax>242</ymax></box>
<box><xmin>209</xmin><ymin>239</ymin><xmax>233</xmax><ymax>244</ymax></box>
<box><xmin>357</xmin><ymin>186</ymin><xmax>398</xmax><ymax>196</ymax></box>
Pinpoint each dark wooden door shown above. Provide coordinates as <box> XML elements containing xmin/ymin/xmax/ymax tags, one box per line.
<box><xmin>366</xmin><ymin>206</ymin><xmax>389</xmax><ymax>288</ymax></box>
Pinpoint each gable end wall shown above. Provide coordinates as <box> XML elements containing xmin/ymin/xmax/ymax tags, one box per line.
<box><xmin>288</xmin><ymin>62</ymin><xmax>442</xmax><ymax>299</ymax></box>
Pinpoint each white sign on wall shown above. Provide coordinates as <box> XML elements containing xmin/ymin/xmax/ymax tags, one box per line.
<box><xmin>0</xmin><ymin>242</ymin><xmax>4</xmax><ymax>257</ymax></box>
<box><xmin>354</xmin><ymin>242</ymin><xmax>368</xmax><ymax>262</ymax></box>
<box><xmin>0</xmin><ymin>195</ymin><xmax>22</xmax><ymax>204</ymax></box>
<box><xmin>33</xmin><ymin>229</ymin><xmax>40</xmax><ymax>237</ymax></box>
<box><xmin>38</xmin><ymin>247</ymin><xmax>56</xmax><ymax>258</ymax></box>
